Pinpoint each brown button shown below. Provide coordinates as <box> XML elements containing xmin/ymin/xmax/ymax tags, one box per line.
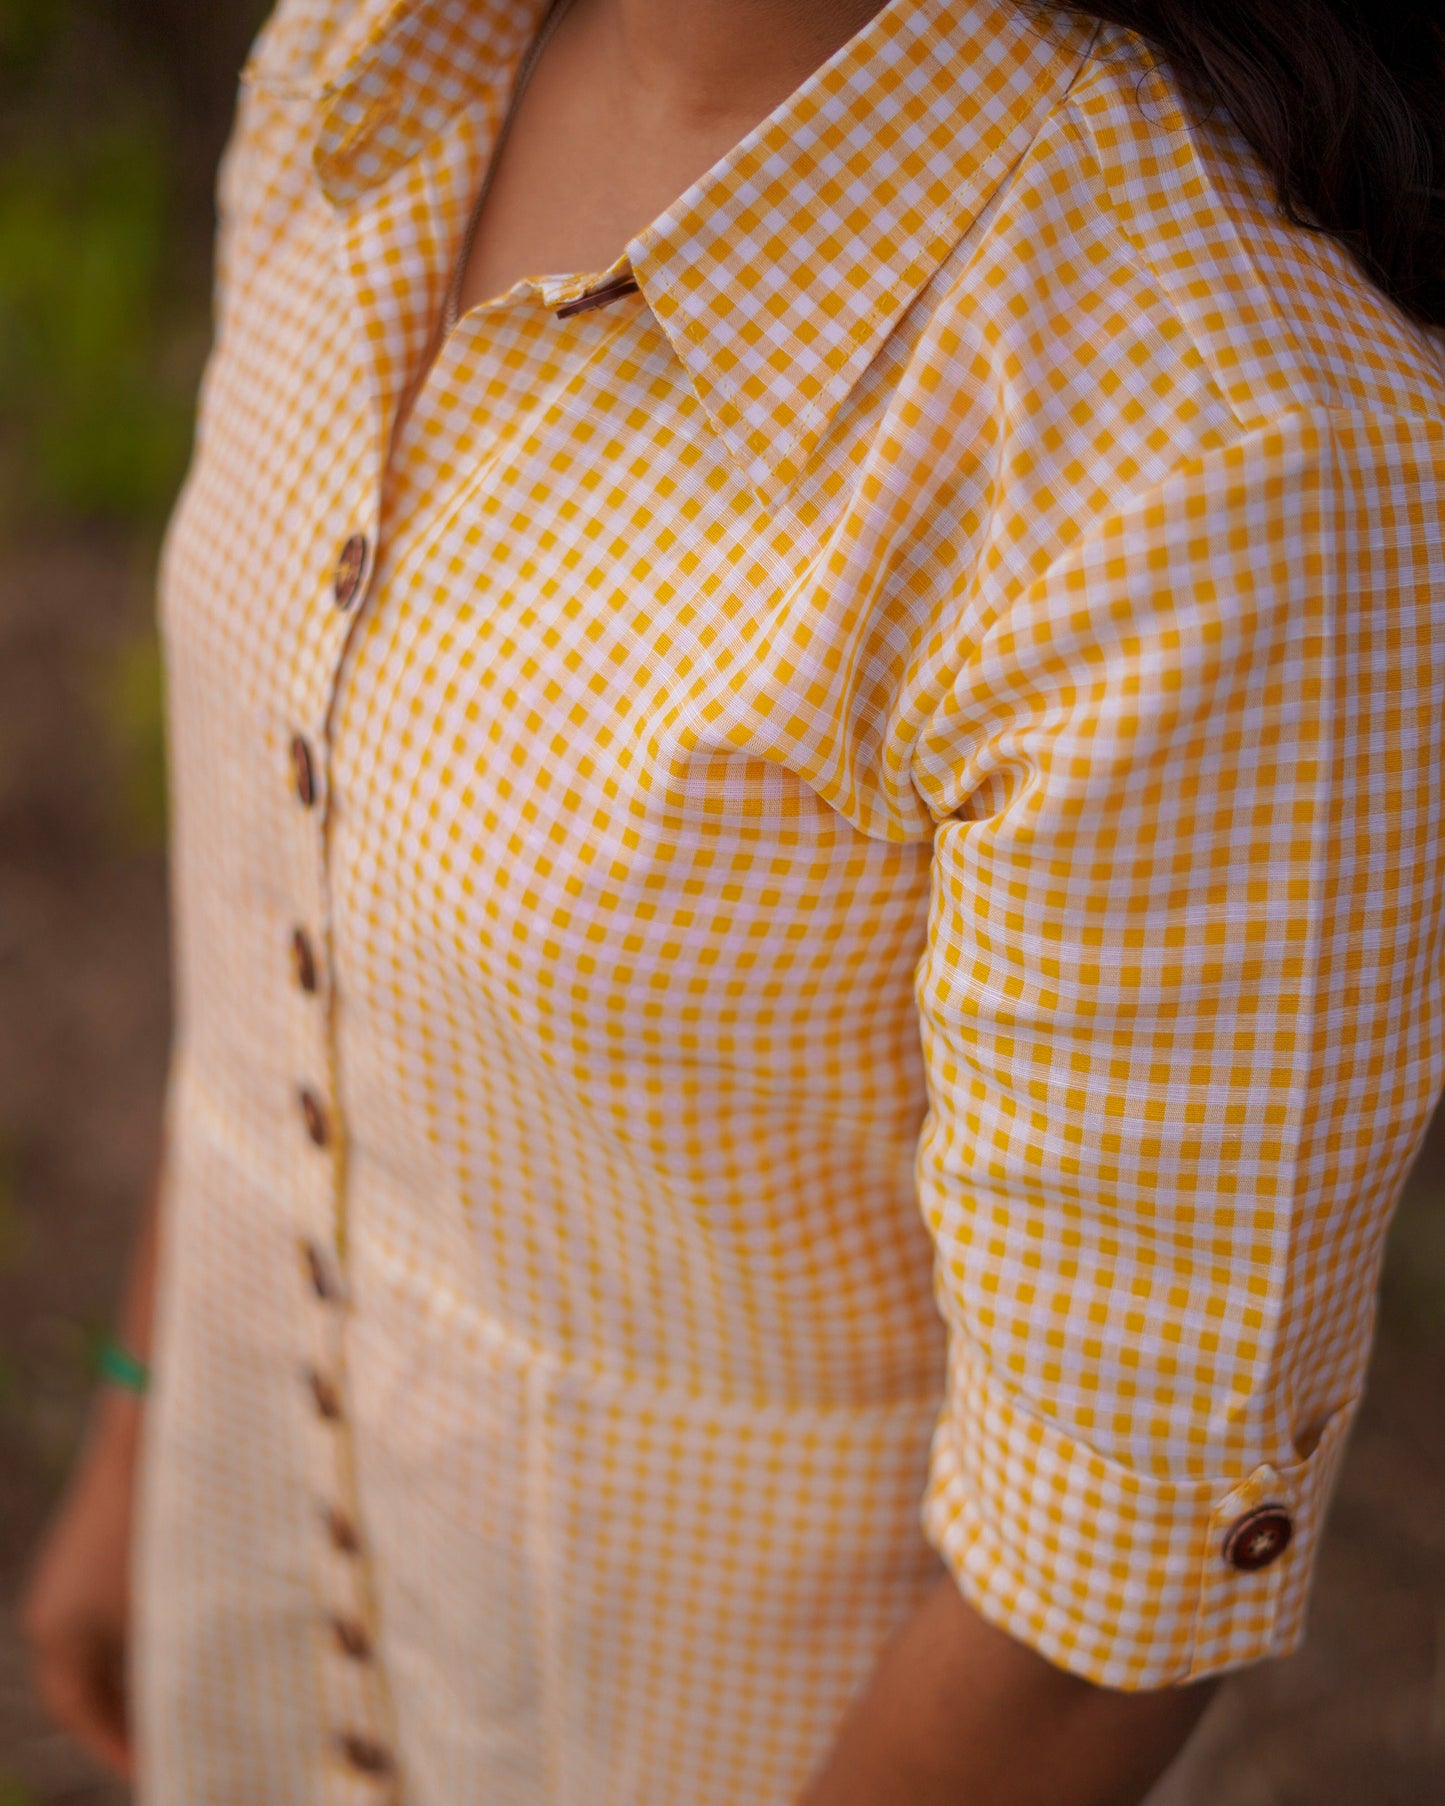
<box><xmin>308</xmin><ymin>1367</ymin><xmax>342</xmax><ymax>1421</ymax></box>
<box><xmin>1223</xmin><ymin>1505</ymin><xmax>1293</xmax><ymax>1572</ymax></box>
<box><xmin>290</xmin><ymin>733</ymin><xmax>316</xmax><ymax>807</ymax></box>
<box><xmin>333</xmin><ymin>533</ymin><xmax>369</xmax><ymax>611</ymax></box>
<box><xmin>300</xmin><ymin>1237</ymin><xmax>339</xmax><ymax>1301</ymax></box>
<box><xmin>291</xmin><ymin>926</ymin><xmax>318</xmax><ymax>994</ymax></box>
<box><xmin>331</xmin><ymin>1615</ymin><xmax>373</xmax><ymax>1660</ymax></box>
<box><xmin>325</xmin><ymin>1505</ymin><xmax>362</xmax><ymax>1555</ymax></box>
<box><xmin>338</xmin><ymin>1733</ymin><xmax>394</xmax><ymax>1777</ymax></box>
<box><xmin>299</xmin><ymin>1087</ymin><xmax>329</xmax><ymax>1148</ymax></box>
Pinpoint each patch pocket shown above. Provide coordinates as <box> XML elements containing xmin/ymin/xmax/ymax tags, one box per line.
<box><xmin>240</xmin><ymin>0</ymin><xmax>366</xmax><ymax>99</ymax></box>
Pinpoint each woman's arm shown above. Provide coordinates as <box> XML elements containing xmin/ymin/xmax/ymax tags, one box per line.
<box><xmin>800</xmin><ymin>1571</ymin><xmax>1219</xmax><ymax>1806</ymax></box>
<box><xmin>833</xmin><ymin>406</ymin><xmax>1445</xmax><ymax>1804</ymax></box>
<box><xmin>19</xmin><ymin>1151</ymin><xmax>164</xmax><ymax>1780</ymax></box>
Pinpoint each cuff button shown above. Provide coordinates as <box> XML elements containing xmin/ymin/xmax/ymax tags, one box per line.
<box><xmin>1223</xmin><ymin>1504</ymin><xmax>1293</xmax><ymax>1572</ymax></box>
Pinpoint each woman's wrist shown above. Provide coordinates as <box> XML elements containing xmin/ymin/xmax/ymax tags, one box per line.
<box><xmin>799</xmin><ymin>1571</ymin><xmax>1219</xmax><ymax>1806</ymax></box>
<box><xmin>96</xmin><ymin>1336</ymin><xmax>150</xmax><ymax>1397</ymax></box>
<box><xmin>81</xmin><ymin>1391</ymin><xmax>145</xmax><ymax>1480</ymax></box>
<box><xmin>84</xmin><ymin>1337</ymin><xmax>150</xmax><ymax>1473</ymax></box>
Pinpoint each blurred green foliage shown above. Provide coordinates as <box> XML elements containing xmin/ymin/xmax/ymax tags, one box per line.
<box><xmin>0</xmin><ymin>1777</ymin><xmax>40</xmax><ymax>1806</ymax></box>
<box><xmin>94</xmin><ymin>605</ymin><xmax>169</xmax><ymax>849</ymax></box>
<box><xmin>0</xmin><ymin>0</ymin><xmax>64</xmax><ymax>80</ymax></box>
<box><xmin>0</xmin><ymin>0</ymin><xmax>263</xmax><ymax>850</ymax></box>
<box><xmin>0</xmin><ymin>0</ymin><xmax>206</xmax><ymax>530</ymax></box>
<box><xmin>0</xmin><ymin>121</ymin><xmax>196</xmax><ymax>524</ymax></box>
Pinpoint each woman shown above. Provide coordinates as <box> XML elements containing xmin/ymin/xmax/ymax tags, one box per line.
<box><xmin>22</xmin><ymin>1</ymin><xmax>1445</xmax><ymax>1801</ymax></box>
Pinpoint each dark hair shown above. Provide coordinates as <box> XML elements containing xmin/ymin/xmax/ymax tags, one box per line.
<box><xmin>1025</xmin><ymin>1</ymin><xmax>1445</xmax><ymax>332</ymax></box>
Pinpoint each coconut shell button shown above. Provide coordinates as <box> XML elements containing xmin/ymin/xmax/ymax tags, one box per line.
<box><xmin>300</xmin><ymin>1237</ymin><xmax>339</xmax><ymax>1301</ymax></box>
<box><xmin>333</xmin><ymin>534</ymin><xmax>368</xmax><ymax>611</ymax></box>
<box><xmin>338</xmin><ymin>1733</ymin><xmax>394</xmax><ymax>1777</ymax></box>
<box><xmin>326</xmin><ymin>1505</ymin><xmax>361</xmax><ymax>1554</ymax></box>
<box><xmin>1223</xmin><ymin>1504</ymin><xmax>1293</xmax><ymax>1572</ymax></box>
<box><xmin>291</xmin><ymin>926</ymin><xmax>318</xmax><ymax>993</ymax></box>
<box><xmin>290</xmin><ymin>734</ymin><xmax>316</xmax><ymax>807</ymax></box>
<box><xmin>308</xmin><ymin>1368</ymin><xmax>342</xmax><ymax>1421</ymax></box>
<box><xmin>331</xmin><ymin>1615</ymin><xmax>373</xmax><ymax>1661</ymax></box>
<box><xmin>299</xmin><ymin>1087</ymin><xmax>329</xmax><ymax>1147</ymax></box>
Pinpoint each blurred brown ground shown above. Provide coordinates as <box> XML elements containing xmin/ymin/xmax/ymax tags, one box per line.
<box><xmin>1</xmin><ymin>4</ymin><xmax>1443</xmax><ymax>1803</ymax></box>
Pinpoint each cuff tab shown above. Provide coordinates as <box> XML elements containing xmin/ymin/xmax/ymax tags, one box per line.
<box><xmin>922</xmin><ymin>1329</ymin><xmax>1364</xmax><ymax>1687</ymax></box>
<box><xmin>1210</xmin><ymin>1464</ymin><xmax>1295</xmax><ymax>1573</ymax></box>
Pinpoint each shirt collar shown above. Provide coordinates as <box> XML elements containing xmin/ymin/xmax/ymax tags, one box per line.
<box><xmin>311</xmin><ymin>0</ymin><xmax>1099</xmax><ymax>496</ymax></box>
<box><xmin>630</xmin><ymin>0</ymin><xmax>1100</xmax><ymax>494</ymax></box>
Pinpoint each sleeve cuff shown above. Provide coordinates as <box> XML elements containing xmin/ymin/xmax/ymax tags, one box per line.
<box><xmin>920</xmin><ymin>1330</ymin><xmax>1360</xmax><ymax>1690</ymax></box>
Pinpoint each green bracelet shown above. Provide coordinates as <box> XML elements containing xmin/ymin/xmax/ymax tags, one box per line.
<box><xmin>96</xmin><ymin>1337</ymin><xmax>150</xmax><ymax>1396</ymax></box>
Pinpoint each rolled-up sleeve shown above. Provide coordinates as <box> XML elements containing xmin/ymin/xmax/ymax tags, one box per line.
<box><xmin>908</xmin><ymin>406</ymin><xmax>1445</xmax><ymax>1689</ymax></box>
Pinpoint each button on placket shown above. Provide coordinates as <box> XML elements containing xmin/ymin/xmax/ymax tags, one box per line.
<box><xmin>301</xmin><ymin>1236</ymin><xmax>343</xmax><ymax>1302</ymax></box>
<box><xmin>338</xmin><ymin>1732</ymin><xmax>395</xmax><ymax>1780</ymax></box>
<box><xmin>290</xmin><ymin>733</ymin><xmax>317</xmax><ymax>808</ymax></box>
<box><xmin>333</xmin><ymin>532</ymin><xmax>370</xmax><ymax>612</ymax></box>
<box><xmin>290</xmin><ymin>504</ymin><xmax>391</xmax><ymax>1789</ymax></box>
<box><xmin>291</xmin><ymin>925</ymin><xmax>319</xmax><ymax>994</ymax></box>
<box><xmin>308</xmin><ymin>1366</ymin><xmax>343</xmax><ymax>1422</ymax></box>
<box><xmin>331</xmin><ymin>1614</ymin><xmax>374</xmax><ymax>1661</ymax></box>
<box><xmin>299</xmin><ymin>1085</ymin><xmax>331</xmax><ymax>1148</ymax></box>
<box><xmin>325</xmin><ymin>1505</ymin><xmax>362</xmax><ymax>1555</ymax></box>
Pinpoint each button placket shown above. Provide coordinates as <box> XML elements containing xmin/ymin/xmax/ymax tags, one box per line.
<box><xmin>288</xmin><ymin>516</ymin><xmax>377</xmax><ymax>1196</ymax></box>
<box><xmin>297</xmin><ymin>1262</ymin><xmax>386</xmax><ymax>1764</ymax></box>
<box><xmin>317</xmin><ymin>1489</ymin><xmax>391</xmax><ymax>1794</ymax></box>
<box><xmin>304</xmin><ymin>1347</ymin><xmax>390</xmax><ymax>1784</ymax></box>
<box><xmin>325</xmin><ymin>1624</ymin><xmax>393</xmax><ymax>1798</ymax></box>
<box><xmin>290</xmin><ymin>502</ymin><xmax>399</xmax><ymax>1798</ymax></box>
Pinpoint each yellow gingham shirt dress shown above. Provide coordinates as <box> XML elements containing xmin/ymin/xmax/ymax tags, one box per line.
<box><xmin>133</xmin><ymin>0</ymin><xmax>1445</xmax><ymax>1799</ymax></box>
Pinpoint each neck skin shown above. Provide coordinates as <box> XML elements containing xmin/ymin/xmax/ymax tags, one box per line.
<box><xmin>568</xmin><ymin>0</ymin><xmax>892</xmax><ymax>131</ymax></box>
<box><xmin>399</xmin><ymin>0</ymin><xmax>895</xmax><ymax>443</ymax></box>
